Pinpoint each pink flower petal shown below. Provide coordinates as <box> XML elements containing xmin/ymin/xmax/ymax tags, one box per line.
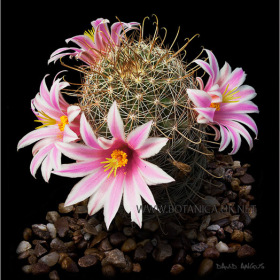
<box><xmin>30</xmin><ymin>143</ymin><xmax>54</xmax><ymax>178</ymax></box>
<box><xmin>49</xmin><ymin>145</ymin><xmax>61</xmax><ymax>171</ymax></box>
<box><xmin>65</xmin><ymin>168</ymin><xmax>108</xmax><ymax>206</ymax></box>
<box><xmin>104</xmin><ymin>172</ymin><xmax>125</xmax><ymax>229</ymax></box>
<box><xmin>41</xmin><ymin>153</ymin><xmax>53</xmax><ymax>182</ymax></box>
<box><xmin>136</xmin><ymin>137</ymin><xmax>168</xmax><ymax>159</ymax></box>
<box><xmin>55</xmin><ymin>142</ymin><xmax>104</xmax><ymax>161</ymax></box>
<box><xmin>220</xmin><ymin>67</ymin><xmax>246</xmax><ymax>93</ymax></box>
<box><xmin>67</xmin><ymin>105</ymin><xmax>81</xmax><ymax>123</ymax></box>
<box><xmin>208</xmin><ymin>124</ymin><xmax>221</xmax><ymax>141</ymax></box>
<box><xmin>218</xmin><ymin>125</ymin><xmax>231</xmax><ymax>151</ymax></box>
<box><xmin>205</xmin><ymin>49</ymin><xmax>219</xmax><ymax>83</ymax></box>
<box><xmin>234</xmin><ymin>85</ymin><xmax>257</xmax><ymax>102</ymax></box>
<box><xmin>32</xmin><ymin>137</ymin><xmax>57</xmax><ymax>156</ymax></box>
<box><xmin>195</xmin><ymin>107</ymin><xmax>216</xmax><ymax>122</ymax></box>
<box><xmin>219</xmin><ymin>101</ymin><xmax>259</xmax><ymax>114</ymax></box>
<box><xmin>196</xmin><ymin>77</ymin><xmax>204</xmax><ymax>90</ymax></box>
<box><xmin>80</xmin><ymin>113</ymin><xmax>102</xmax><ymax>149</ymax></box>
<box><xmin>187</xmin><ymin>89</ymin><xmax>212</xmax><ymax>108</ymax></box>
<box><xmin>107</xmin><ymin>101</ymin><xmax>125</xmax><ymax>141</ymax></box>
<box><xmin>136</xmin><ymin>158</ymin><xmax>175</xmax><ymax>185</ymax></box>
<box><xmin>127</xmin><ymin>121</ymin><xmax>153</xmax><ymax>150</ymax></box>
<box><xmin>218</xmin><ymin>62</ymin><xmax>232</xmax><ymax>87</ymax></box>
<box><xmin>53</xmin><ymin>160</ymin><xmax>102</xmax><ymax>178</ymax></box>
<box><xmin>194</xmin><ymin>59</ymin><xmax>214</xmax><ymax>78</ymax></box>
<box><xmin>18</xmin><ymin>126</ymin><xmax>60</xmax><ymax>150</ymax></box>
<box><xmin>63</xmin><ymin>124</ymin><xmax>79</xmax><ymax>143</ymax></box>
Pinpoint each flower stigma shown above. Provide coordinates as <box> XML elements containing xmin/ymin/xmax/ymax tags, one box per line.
<box><xmin>101</xmin><ymin>149</ymin><xmax>128</xmax><ymax>178</ymax></box>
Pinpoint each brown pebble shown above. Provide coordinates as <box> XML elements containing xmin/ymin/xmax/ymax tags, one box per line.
<box><xmin>121</xmin><ymin>238</ymin><xmax>137</xmax><ymax>253</ymax></box>
<box><xmin>46</xmin><ymin>211</ymin><xmax>61</xmax><ymax>224</ymax></box>
<box><xmin>227</xmin><ymin>243</ymin><xmax>241</xmax><ymax>253</ymax></box>
<box><xmin>34</xmin><ymin>243</ymin><xmax>47</xmax><ymax>258</ymax></box>
<box><xmin>78</xmin><ymin>255</ymin><xmax>98</xmax><ymax>267</ymax></box>
<box><xmin>58</xmin><ymin>203</ymin><xmax>74</xmax><ymax>214</ymax></box>
<box><xmin>84</xmin><ymin>248</ymin><xmax>105</xmax><ymax>260</ymax></box>
<box><xmin>231</xmin><ymin>230</ymin><xmax>244</xmax><ymax>243</ymax></box>
<box><xmin>203</xmin><ymin>247</ymin><xmax>220</xmax><ymax>259</ymax></box>
<box><xmin>109</xmin><ymin>232</ymin><xmax>127</xmax><ymax>246</ymax></box>
<box><xmin>75</xmin><ymin>205</ymin><xmax>88</xmax><ymax>214</ymax></box>
<box><xmin>197</xmin><ymin>258</ymin><xmax>213</xmax><ymax>277</ymax></box>
<box><xmin>132</xmin><ymin>263</ymin><xmax>141</xmax><ymax>273</ymax></box>
<box><xmin>170</xmin><ymin>264</ymin><xmax>185</xmax><ymax>275</ymax></box>
<box><xmin>61</xmin><ymin>257</ymin><xmax>79</xmax><ymax>273</ymax></box>
<box><xmin>237</xmin><ymin>244</ymin><xmax>256</xmax><ymax>258</ymax></box>
<box><xmin>18</xmin><ymin>249</ymin><xmax>33</xmax><ymax>260</ymax></box>
<box><xmin>32</xmin><ymin>224</ymin><xmax>51</xmax><ymax>240</ymax></box>
<box><xmin>244</xmin><ymin>230</ymin><xmax>253</xmax><ymax>242</ymax></box>
<box><xmin>102</xmin><ymin>264</ymin><xmax>116</xmax><ymax>278</ymax></box>
<box><xmin>50</xmin><ymin>238</ymin><xmax>66</xmax><ymax>252</ymax></box>
<box><xmin>98</xmin><ymin>238</ymin><xmax>113</xmax><ymax>251</ymax></box>
<box><xmin>23</xmin><ymin>228</ymin><xmax>33</xmax><ymax>241</ymax></box>
<box><xmin>49</xmin><ymin>270</ymin><xmax>60</xmax><ymax>280</ymax></box>
<box><xmin>28</xmin><ymin>254</ymin><xmax>37</xmax><ymax>264</ymax></box>
<box><xmin>84</xmin><ymin>222</ymin><xmax>98</xmax><ymax>235</ymax></box>
<box><xmin>134</xmin><ymin>246</ymin><xmax>147</xmax><ymax>262</ymax></box>
<box><xmin>31</xmin><ymin>262</ymin><xmax>50</xmax><ymax>275</ymax></box>
<box><xmin>120</xmin><ymin>255</ymin><xmax>133</xmax><ymax>274</ymax></box>
<box><xmin>54</xmin><ymin>217</ymin><xmax>69</xmax><ymax>238</ymax></box>
<box><xmin>240</xmin><ymin>173</ymin><xmax>255</xmax><ymax>184</ymax></box>
<box><xmin>185</xmin><ymin>254</ymin><xmax>193</xmax><ymax>265</ymax></box>
<box><xmin>231</xmin><ymin>178</ymin><xmax>240</xmax><ymax>191</ymax></box>
<box><xmin>22</xmin><ymin>265</ymin><xmax>32</xmax><ymax>274</ymax></box>
<box><xmin>102</xmin><ymin>249</ymin><xmax>126</xmax><ymax>268</ymax></box>
<box><xmin>90</xmin><ymin>231</ymin><xmax>108</xmax><ymax>247</ymax></box>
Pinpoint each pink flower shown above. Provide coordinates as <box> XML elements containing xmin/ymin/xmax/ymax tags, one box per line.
<box><xmin>53</xmin><ymin>101</ymin><xmax>174</xmax><ymax>228</ymax></box>
<box><xmin>187</xmin><ymin>49</ymin><xmax>259</xmax><ymax>154</ymax></box>
<box><xmin>17</xmin><ymin>75</ymin><xmax>81</xmax><ymax>182</ymax></box>
<box><xmin>48</xmin><ymin>18</ymin><xmax>139</xmax><ymax>65</ymax></box>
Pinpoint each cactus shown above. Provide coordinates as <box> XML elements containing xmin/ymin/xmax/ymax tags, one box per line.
<box><xmin>62</xmin><ymin>18</ymin><xmax>211</xmax><ymax>219</ymax></box>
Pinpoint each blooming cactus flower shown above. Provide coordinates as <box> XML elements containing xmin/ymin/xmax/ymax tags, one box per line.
<box><xmin>17</xmin><ymin>75</ymin><xmax>81</xmax><ymax>182</ymax></box>
<box><xmin>187</xmin><ymin>49</ymin><xmax>259</xmax><ymax>154</ymax></box>
<box><xmin>48</xmin><ymin>18</ymin><xmax>139</xmax><ymax>65</ymax></box>
<box><xmin>53</xmin><ymin>101</ymin><xmax>174</xmax><ymax>228</ymax></box>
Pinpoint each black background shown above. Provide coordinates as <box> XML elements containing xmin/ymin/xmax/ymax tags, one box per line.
<box><xmin>2</xmin><ymin>1</ymin><xmax>279</xmax><ymax>279</ymax></box>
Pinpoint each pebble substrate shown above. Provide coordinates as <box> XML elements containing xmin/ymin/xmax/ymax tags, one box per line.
<box><xmin>16</xmin><ymin>153</ymin><xmax>257</xmax><ymax>279</ymax></box>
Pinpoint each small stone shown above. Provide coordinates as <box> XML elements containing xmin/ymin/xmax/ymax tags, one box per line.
<box><xmin>143</xmin><ymin>241</ymin><xmax>154</xmax><ymax>254</ymax></box>
<box><xmin>232</xmin><ymin>161</ymin><xmax>241</xmax><ymax>169</ymax></box>
<box><xmin>184</xmin><ymin>229</ymin><xmax>197</xmax><ymax>239</ymax></box>
<box><xmin>28</xmin><ymin>254</ymin><xmax>37</xmax><ymax>264</ymax></box>
<box><xmin>75</xmin><ymin>205</ymin><xmax>88</xmax><ymax>214</ymax></box>
<box><xmin>134</xmin><ymin>246</ymin><xmax>147</xmax><ymax>262</ymax></box>
<box><xmin>49</xmin><ymin>270</ymin><xmax>60</xmax><ymax>280</ymax></box>
<box><xmin>248</xmin><ymin>206</ymin><xmax>257</xmax><ymax>219</ymax></box>
<box><xmin>132</xmin><ymin>263</ymin><xmax>141</xmax><ymax>273</ymax></box>
<box><xmin>234</xmin><ymin>167</ymin><xmax>247</xmax><ymax>176</ymax></box>
<box><xmin>84</xmin><ymin>222</ymin><xmax>98</xmax><ymax>235</ymax></box>
<box><xmin>244</xmin><ymin>230</ymin><xmax>253</xmax><ymax>242</ymax></box>
<box><xmin>217</xmin><ymin>228</ymin><xmax>225</xmax><ymax>239</ymax></box>
<box><xmin>213</xmin><ymin>166</ymin><xmax>225</xmax><ymax>177</ymax></box>
<box><xmin>164</xmin><ymin>222</ymin><xmax>183</xmax><ymax>238</ymax></box>
<box><xmin>206</xmin><ymin>236</ymin><xmax>218</xmax><ymax>248</ymax></box>
<box><xmin>23</xmin><ymin>228</ymin><xmax>33</xmax><ymax>241</ymax></box>
<box><xmin>185</xmin><ymin>254</ymin><xmax>193</xmax><ymax>265</ymax></box>
<box><xmin>240</xmin><ymin>174</ymin><xmax>255</xmax><ymax>184</ymax></box>
<box><xmin>197</xmin><ymin>258</ymin><xmax>213</xmax><ymax>277</ymax></box>
<box><xmin>31</xmin><ymin>262</ymin><xmax>50</xmax><ymax>275</ymax></box>
<box><xmin>200</xmin><ymin>215</ymin><xmax>211</xmax><ymax>231</ymax></box>
<box><xmin>78</xmin><ymin>255</ymin><xmax>98</xmax><ymax>267</ymax></box>
<box><xmin>229</xmin><ymin>215</ymin><xmax>240</xmax><ymax>222</ymax></box>
<box><xmin>191</xmin><ymin>242</ymin><xmax>208</xmax><ymax>252</ymax></box>
<box><xmin>197</xmin><ymin>231</ymin><xmax>207</xmax><ymax>242</ymax></box>
<box><xmin>239</xmin><ymin>212</ymin><xmax>252</xmax><ymax>226</ymax></box>
<box><xmin>170</xmin><ymin>264</ymin><xmax>185</xmax><ymax>275</ymax></box>
<box><xmin>210</xmin><ymin>212</ymin><xmax>231</xmax><ymax>222</ymax></box>
<box><xmin>121</xmin><ymin>238</ymin><xmax>137</xmax><ymax>253</ymax></box>
<box><xmin>47</xmin><ymin>223</ymin><xmax>57</xmax><ymax>239</ymax></box>
<box><xmin>237</xmin><ymin>244</ymin><xmax>256</xmax><ymax>258</ymax></box>
<box><xmin>204</xmin><ymin>196</ymin><xmax>220</xmax><ymax>206</ymax></box>
<box><xmin>239</xmin><ymin>185</ymin><xmax>252</xmax><ymax>196</ymax></box>
<box><xmin>102</xmin><ymin>249</ymin><xmax>126</xmax><ymax>268</ymax></box>
<box><xmin>90</xmin><ymin>231</ymin><xmax>108</xmax><ymax>247</ymax></box>
<box><xmin>58</xmin><ymin>203</ymin><xmax>74</xmax><ymax>214</ymax></box>
<box><xmin>207</xmin><ymin>224</ymin><xmax>220</xmax><ymax>231</ymax></box>
<box><xmin>203</xmin><ymin>247</ymin><xmax>220</xmax><ymax>259</ymax></box>
<box><xmin>46</xmin><ymin>211</ymin><xmax>61</xmax><ymax>223</ymax></box>
<box><xmin>102</xmin><ymin>264</ymin><xmax>116</xmax><ymax>278</ymax></box>
<box><xmin>61</xmin><ymin>257</ymin><xmax>79</xmax><ymax>272</ymax></box>
<box><xmin>50</xmin><ymin>238</ymin><xmax>66</xmax><ymax>252</ymax></box>
<box><xmin>143</xmin><ymin>219</ymin><xmax>159</xmax><ymax>232</ymax></box>
<box><xmin>22</xmin><ymin>265</ymin><xmax>32</xmax><ymax>274</ymax></box>
<box><xmin>173</xmin><ymin>248</ymin><xmax>186</xmax><ymax>264</ymax></box>
<box><xmin>224</xmin><ymin>226</ymin><xmax>233</xmax><ymax>234</ymax></box>
<box><xmin>120</xmin><ymin>255</ymin><xmax>133</xmax><ymax>274</ymax></box>
<box><xmin>231</xmin><ymin>230</ymin><xmax>244</xmax><ymax>243</ymax></box>
<box><xmin>109</xmin><ymin>232</ymin><xmax>127</xmax><ymax>246</ymax></box>
<box><xmin>226</xmin><ymin>190</ymin><xmax>238</xmax><ymax>201</ymax></box>
<box><xmin>227</xmin><ymin>243</ymin><xmax>241</xmax><ymax>253</ymax></box>
<box><xmin>54</xmin><ymin>217</ymin><xmax>69</xmax><ymax>238</ymax></box>
<box><xmin>152</xmin><ymin>243</ymin><xmax>172</xmax><ymax>262</ymax></box>
<box><xmin>18</xmin><ymin>249</ymin><xmax>33</xmax><ymax>260</ymax></box>
<box><xmin>231</xmin><ymin>178</ymin><xmax>240</xmax><ymax>191</ymax></box>
<box><xmin>39</xmin><ymin>252</ymin><xmax>60</xmax><ymax>267</ymax></box>
<box><xmin>16</xmin><ymin>241</ymin><xmax>32</xmax><ymax>254</ymax></box>
<box><xmin>123</xmin><ymin>227</ymin><xmax>135</xmax><ymax>237</ymax></box>
<box><xmin>84</xmin><ymin>248</ymin><xmax>105</xmax><ymax>260</ymax></box>
<box><xmin>34</xmin><ymin>243</ymin><xmax>47</xmax><ymax>257</ymax></box>
<box><xmin>98</xmin><ymin>238</ymin><xmax>113</xmax><ymax>251</ymax></box>
<box><xmin>231</xmin><ymin>220</ymin><xmax>244</xmax><ymax>230</ymax></box>
<box><xmin>32</xmin><ymin>224</ymin><xmax>51</xmax><ymax>240</ymax></box>
<box><xmin>215</xmin><ymin>241</ymin><xmax>229</xmax><ymax>253</ymax></box>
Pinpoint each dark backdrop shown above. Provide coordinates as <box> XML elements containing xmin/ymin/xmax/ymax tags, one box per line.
<box><xmin>2</xmin><ymin>1</ymin><xmax>279</xmax><ymax>279</ymax></box>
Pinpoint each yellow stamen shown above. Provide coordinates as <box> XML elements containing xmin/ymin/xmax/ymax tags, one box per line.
<box><xmin>210</xmin><ymin>103</ymin><xmax>220</xmax><ymax>111</ymax></box>
<box><xmin>101</xmin><ymin>149</ymin><xmax>128</xmax><ymax>178</ymax></box>
<box><xmin>222</xmin><ymin>84</ymin><xmax>240</xmax><ymax>103</ymax></box>
<box><xmin>84</xmin><ymin>27</ymin><xmax>95</xmax><ymax>42</ymax></box>
<box><xmin>34</xmin><ymin>111</ymin><xmax>56</xmax><ymax>129</ymax></box>
<box><xmin>58</xmin><ymin>116</ymin><xmax>69</xmax><ymax>132</ymax></box>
